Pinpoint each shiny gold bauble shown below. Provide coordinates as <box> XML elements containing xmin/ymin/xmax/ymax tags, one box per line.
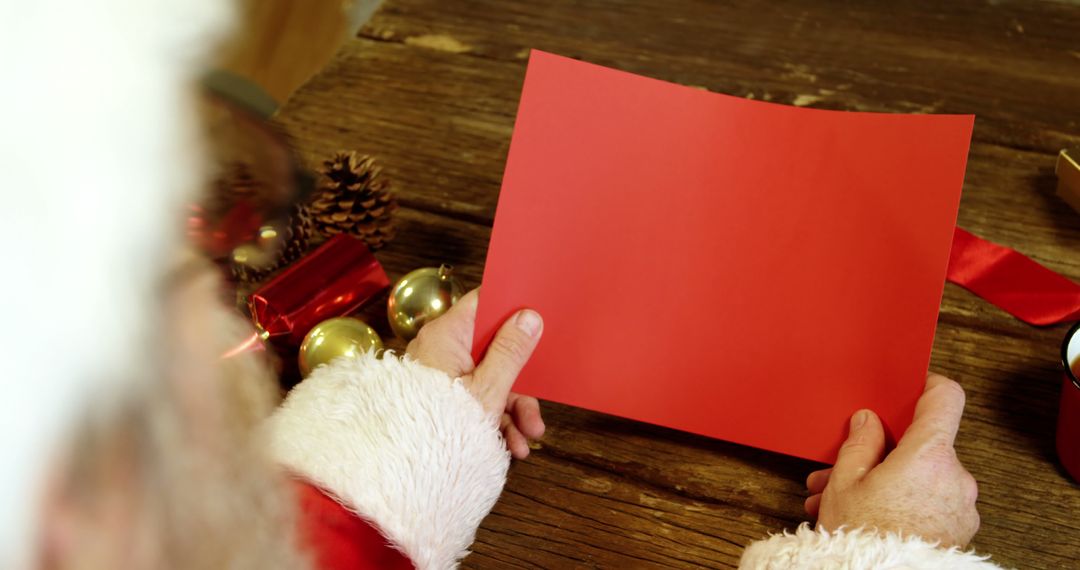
<box><xmin>387</xmin><ymin>265</ymin><xmax>465</xmax><ymax>340</ymax></box>
<box><xmin>298</xmin><ymin>317</ymin><xmax>383</xmax><ymax>377</ymax></box>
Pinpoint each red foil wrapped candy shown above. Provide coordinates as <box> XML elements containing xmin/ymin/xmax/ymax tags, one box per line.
<box><xmin>249</xmin><ymin>234</ymin><xmax>389</xmax><ymax>347</ymax></box>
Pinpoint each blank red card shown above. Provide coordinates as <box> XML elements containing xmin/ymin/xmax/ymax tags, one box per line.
<box><xmin>473</xmin><ymin>51</ymin><xmax>973</xmax><ymax>463</ymax></box>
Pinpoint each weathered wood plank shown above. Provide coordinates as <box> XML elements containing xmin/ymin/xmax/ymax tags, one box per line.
<box><xmin>276</xmin><ymin>39</ymin><xmax>1079</xmax><ymax>275</ymax></box>
<box><xmin>361</xmin><ymin>0</ymin><xmax>1079</xmax><ymax>154</ymax></box>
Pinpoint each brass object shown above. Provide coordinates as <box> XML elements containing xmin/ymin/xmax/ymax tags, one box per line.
<box><xmin>298</xmin><ymin>317</ymin><xmax>383</xmax><ymax>377</ymax></box>
<box><xmin>1057</xmin><ymin>149</ymin><xmax>1080</xmax><ymax>215</ymax></box>
<box><xmin>387</xmin><ymin>265</ymin><xmax>465</xmax><ymax>340</ymax></box>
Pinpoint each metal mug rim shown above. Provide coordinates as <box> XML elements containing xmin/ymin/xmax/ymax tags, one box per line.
<box><xmin>1063</xmin><ymin>320</ymin><xmax>1080</xmax><ymax>390</ymax></box>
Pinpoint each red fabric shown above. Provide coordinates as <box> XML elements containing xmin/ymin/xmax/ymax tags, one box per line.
<box><xmin>946</xmin><ymin>227</ymin><xmax>1080</xmax><ymax>326</ymax></box>
<box><xmin>294</xmin><ymin>481</ymin><xmax>413</xmax><ymax>570</ymax></box>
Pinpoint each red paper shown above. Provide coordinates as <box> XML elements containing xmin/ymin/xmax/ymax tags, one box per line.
<box><xmin>473</xmin><ymin>51</ymin><xmax>974</xmax><ymax>463</ymax></box>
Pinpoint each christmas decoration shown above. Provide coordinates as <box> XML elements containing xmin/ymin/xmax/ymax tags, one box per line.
<box><xmin>388</xmin><ymin>265</ymin><xmax>465</xmax><ymax>340</ymax></box>
<box><xmin>309</xmin><ymin>151</ymin><xmax>398</xmax><ymax>249</ymax></box>
<box><xmin>249</xmin><ymin>234</ymin><xmax>390</xmax><ymax>348</ymax></box>
<box><xmin>194</xmin><ymin>78</ymin><xmax>313</xmax><ymax>262</ymax></box>
<box><xmin>188</xmin><ymin>162</ymin><xmax>269</xmax><ymax>261</ymax></box>
<box><xmin>231</xmin><ymin>203</ymin><xmax>315</xmax><ymax>283</ymax></box>
<box><xmin>298</xmin><ymin>317</ymin><xmax>384</xmax><ymax>377</ymax></box>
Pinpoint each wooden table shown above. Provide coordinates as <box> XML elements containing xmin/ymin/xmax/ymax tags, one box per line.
<box><xmin>274</xmin><ymin>1</ymin><xmax>1080</xmax><ymax>567</ymax></box>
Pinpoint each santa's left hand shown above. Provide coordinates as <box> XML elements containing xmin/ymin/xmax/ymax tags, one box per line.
<box><xmin>406</xmin><ymin>289</ymin><xmax>545</xmax><ymax>459</ymax></box>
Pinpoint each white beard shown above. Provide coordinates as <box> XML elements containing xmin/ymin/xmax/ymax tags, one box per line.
<box><xmin>0</xmin><ymin>0</ymin><xmax>231</xmax><ymax>566</ymax></box>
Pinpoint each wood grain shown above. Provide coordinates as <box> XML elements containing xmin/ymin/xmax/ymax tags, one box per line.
<box><xmin>274</xmin><ymin>1</ymin><xmax>1080</xmax><ymax>567</ymax></box>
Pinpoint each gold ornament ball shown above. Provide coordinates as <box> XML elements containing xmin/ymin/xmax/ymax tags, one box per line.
<box><xmin>298</xmin><ymin>317</ymin><xmax>383</xmax><ymax>377</ymax></box>
<box><xmin>388</xmin><ymin>265</ymin><xmax>465</xmax><ymax>340</ymax></box>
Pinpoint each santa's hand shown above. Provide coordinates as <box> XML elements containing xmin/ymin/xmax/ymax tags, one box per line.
<box><xmin>805</xmin><ymin>373</ymin><xmax>980</xmax><ymax>548</ymax></box>
<box><xmin>406</xmin><ymin>289</ymin><xmax>545</xmax><ymax>459</ymax></box>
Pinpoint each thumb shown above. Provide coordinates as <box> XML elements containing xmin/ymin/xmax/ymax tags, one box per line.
<box><xmin>471</xmin><ymin>310</ymin><xmax>543</xmax><ymax>414</ymax></box>
<box><xmin>829</xmin><ymin>409</ymin><xmax>886</xmax><ymax>490</ymax></box>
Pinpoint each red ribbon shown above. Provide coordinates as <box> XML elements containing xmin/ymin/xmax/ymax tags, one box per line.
<box><xmin>947</xmin><ymin>227</ymin><xmax>1080</xmax><ymax>326</ymax></box>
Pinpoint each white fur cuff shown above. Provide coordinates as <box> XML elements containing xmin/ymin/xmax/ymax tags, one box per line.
<box><xmin>739</xmin><ymin>523</ymin><xmax>1003</xmax><ymax>569</ymax></box>
<box><xmin>267</xmin><ymin>352</ymin><xmax>510</xmax><ymax>570</ymax></box>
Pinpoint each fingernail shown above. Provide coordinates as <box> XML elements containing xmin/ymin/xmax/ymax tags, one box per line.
<box><xmin>515</xmin><ymin>310</ymin><xmax>542</xmax><ymax>337</ymax></box>
<box><xmin>851</xmin><ymin>410</ymin><xmax>868</xmax><ymax>430</ymax></box>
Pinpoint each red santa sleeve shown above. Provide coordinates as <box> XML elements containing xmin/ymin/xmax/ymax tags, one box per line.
<box><xmin>266</xmin><ymin>352</ymin><xmax>510</xmax><ymax>570</ymax></box>
<box><xmin>293</xmin><ymin>480</ymin><xmax>412</xmax><ymax>570</ymax></box>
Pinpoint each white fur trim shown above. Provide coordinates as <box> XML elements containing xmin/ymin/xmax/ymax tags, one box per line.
<box><xmin>739</xmin><ymin>523</ymin><xmax>1004</xmax><ymax>569</ymax></box>
<box><xmin>267</xmin><ymin>352</ymin><xmax>510</xmax><ymax>570</ymax></box>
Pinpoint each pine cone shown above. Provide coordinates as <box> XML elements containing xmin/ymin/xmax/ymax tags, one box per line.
<box><xmin>231</xmin><ymin>204</ymin><xmax>314</xmax><ymax>283</ymax></box>
<box><xmin>309</xmin><ymin>152</ymin><xmax>398</xmax><ymax>250</ymax></box>
<box><xmin>207</xmin><ymin>161</ymin><xmax>263</xmax><ymax>217</ymax></box>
